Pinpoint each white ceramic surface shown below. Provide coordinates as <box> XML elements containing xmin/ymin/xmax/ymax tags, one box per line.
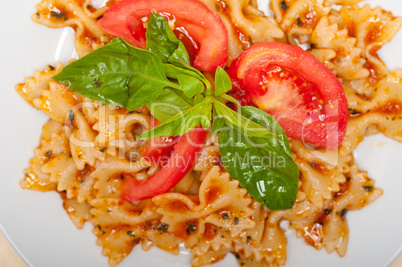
<box><xmin>0</xmin><ymin>0</ymin><xmax>401</xmax><ymax>266</ymax></box>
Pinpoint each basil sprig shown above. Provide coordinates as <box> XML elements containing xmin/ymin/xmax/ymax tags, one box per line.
<box><xmin>53</xmin><ymin>12</ymin><xmax>299</xmax><ymax>210</ymax></box>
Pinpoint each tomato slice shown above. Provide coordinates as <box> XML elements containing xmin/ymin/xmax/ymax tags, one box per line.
<box><xmin>98</xmin><ymin>0</ymin><xmax>228</xmax><ymax>71</ymax></box>
<box><xmin>143</xmin><ymin>118</ymin><xmax>179</xmax><ymax>165</ymax></box>
<box><xmin>228</xmin><ymin>42</ymin><xmax>348</xmax><ymax>149</ymax></box>
<box><xmin>121</xmin><ymin>127</ymin><xmax>207</xmax><ymax>201</ymax></box>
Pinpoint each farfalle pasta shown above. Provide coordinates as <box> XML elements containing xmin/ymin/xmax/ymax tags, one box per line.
<box><xmin>15</xmin><ymin>0</ymin><xmax>402</xmax><ymax>266</ymax></box>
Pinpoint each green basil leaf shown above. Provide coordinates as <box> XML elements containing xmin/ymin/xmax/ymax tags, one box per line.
<box><xmin>214</xmin><ymin>67</ymin><xmax>232</xmax><ymax>96</ymax></box>
<box><xmin>211</xmin><ymin>106</ymin><xmax>225</xmax><ymax>135</ymax></box>
<box><xmin>213</xmin><ymin>99</ymin><xmax>273</xmax><ymax>138</ymax></box>
<box><xmin>164</xmin><ymin>61</ymin><xmax>212</xmax><ymax>90</ymax></box>
<box><xmin>146</xmin><ymin>12</ymin><xmax>190</xmax><ymax>64</ymax></box>
<box><xmin>168</xmin><ymin>42</ymin><xmax>190</xmax><ymax>64</ymax></box>
<box><xmin>177</xmin><ymin>74</ymin><xmax>204</xmax><ymax>98</ymax></box>
<box><xmin>194</xmin><ymin>94</ymin><xmax>205</xmax><ymax>105</ymax></box>
<box><xmin>219</xmin><ymin>107</ymin><xmax>299</xmax><ymax>210</ymax></box>
<box><xmin>140</xmin><ymin>97</ymin><xmax>213</xmax><ymax>140</ymax></box>
<box><xmin>147</xmin><ymin>88</ymin><xmax>193</xmax><ymax>122</ymax></box>
<box><xmin>53</xmin><ymin>38</ymin><xmax>179</xmax><ymax>110</ymax></box>
<box><xmin>241</xmin><ymin>106</ymin><xmax>292</xmax><ymax>157</ymax></box>
<box><xmin>221</xmin><ymin>93</ymin><xmax>241</xmax><ymax>109</ymax></box>
<box><xmin>164</xmin><ymin>62</ymin><xmax>202</xmax><ymax>80</ymax></box>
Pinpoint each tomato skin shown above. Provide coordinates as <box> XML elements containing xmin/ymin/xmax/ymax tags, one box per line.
<box><xmin>98</xmin><ymin>0</ymin><xmax>228</xmax><ymax>71</ymax></box>
<box><xmin>227</xmin><ymin>58</ymin><xmax>254</xmax><ymax>107</ymax></box>
<box><xmin>142</xmin><ymin>118</ymin><xmax>179</xmax><ymax>165</ymax></box>
<box><xmin>228</xmin><ymin>42</ymin><xmax>348</xmax><ymax>149</ymax></box>
<box><xmin>121</xmin><ymin>127</ymin><xmax>207</xmax><ymax>201</ymax></box>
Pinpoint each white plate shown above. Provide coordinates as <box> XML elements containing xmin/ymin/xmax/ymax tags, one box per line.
<box><xmin>1</xmin><ymin>0</ymin><xmax>401</xmax><ymax>266</ymax></box>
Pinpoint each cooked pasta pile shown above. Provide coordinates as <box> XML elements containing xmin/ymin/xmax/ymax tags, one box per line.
<box><xmin>16</xmin><ymin>0</ymin><xmax>402</xmax><ymax>266</ymax></box>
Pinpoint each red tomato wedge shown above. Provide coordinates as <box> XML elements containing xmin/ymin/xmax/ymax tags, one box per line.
<box><xmin>228</xmin><ymin>42</ymin><xmax>348</xmax><ymax>149</ymax></box>
<box><xmin>98</xmin><ymin>0</ymin><xmax>228</xmax><ymax>71</ymax></box>
<box><xmin>121</xmin><ymin>127</ymin><xmax>207</xmax><ymax>201</ymax></box>
<box><xmin>143</xmin><ymin>118</ymin><xmax>179</xmax><ymax>165</ymax></box>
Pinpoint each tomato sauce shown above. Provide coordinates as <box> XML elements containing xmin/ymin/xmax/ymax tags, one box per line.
<box><xmin>204</xmin><ymin>185</ymin><xmax>222</xmax><ymax>205</ymax></box>
<box><xmin>173</xmin><ymin>221</ymin><xmax>197</xmax><ymax>239</ymax></box>
<box><xmin>81</xmin><ymin>29</ymin><xmax>101</xmax><ymax>48</ymax></box>
<box><xmin>106</xmin><ymin>0</ymin><xmax>119</xmax><ymax>8</ymax></box>
<box><xmin>294</xmin><ymin>10</ymin><xmax>317</xmax><ymax>29</ymax></box>
<box><xmin>47</xmin><ymin>6</ymin><xmax>70</xmax><ymax>21</ymax></box>
<box><xmin>375</xmin><ymin>100</ymin><xmax>402</xmax><ymax>115</ymax></box>
<box><xmin>164</xmin><ymin>200</ymin><xmax>191</xmax><ymax>214</ymax></box>
<box><xmin>203</xmin><ymin>223</ymin><xmax>218</xmax><ymax>240</ymax></box>
<box><xmin>342</xmin><ymin>22</ymin><xmax>357</xmax><ymax>37</ymax></box>
<box><xmin>310</xmin><ymin>161</ymin><xmax>331</xmax><ymax>175</ymax></box>
<box><xmin>215</xmin><ymin>0</ymin><xmax>252</xmax><ymax>48</ymax></box>
<box><xmin>304</xmin><ymin>10</ymin><xmax>317</xmax><ymax>29</ymax></box>
<box><xmin>364</xmin><ymin>21</ymin><xmax>384</xmax><ymax>45</ymax></box>
<box><xmin>304</xmin><ymin>222</ymin><xmax>323</xmax><ymax>247</ymax></box>
<box><xmin>334</xmin><ymin>178</ymin><xmax>350</xmax><ymax>198</ymax></box>
<box><xmin>365</xmin><ymin>61</ymin><xmax>382</xmax><ymax>85</ymax></box>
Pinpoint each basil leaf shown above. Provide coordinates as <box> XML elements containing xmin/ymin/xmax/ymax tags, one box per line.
<box><xmin>147</xmin><ymin>88</ymin><xmax>193</xmax><ymax>122</ymax></box>
<box><xmin>219</xmin><ymin>107</ymin><xmax>299</xmax><ymax>210</ymax></box>
<box><xmin>221</xmin><ymin>93</ymin><xmax>241</xmax><ymax>109</ymax></box>
<box><xmin>168</xmin><ymin>42</ymin><xmax>190</xmax><ymax>64</ymax></box>
<box><xmin>177</xmin><ymin>74</ymin><xmax>204</xmax><ymax>98</ymax></box>
<box><xmin>213</xmin><ymin>99</ymin><xmax>273</xmax><ymax>138</ymax></box>
<box><xmin>211</xmin><ymin>106</ymin><xmax>225</xmax><ymax>135</ymax></box>
<box><xmin>165</xmin><ymin>61</ymin><xmax>212</xmax><ymax>90</ymax></box>
<box><xmin>241</xmin><ymin>106</ymin><xmax>292</xmax><ymax>157</ymax></box>
<box><xmin>53</xmin><ymin>38</ymin><xmax>179</xmax><ymax>110</ymax></box>
<box><xmin>140</xmin><ymin>97</ymin><xmax>213</xmax><ymax>140</ymax></box>
<box><xmin>214</xmin><ymin>67</ymin><xmax>232</xmax><ymax>96</ymax></box>
<box><xmin>194</xmin><ymin>94</ymin><xmax>205</xmax><ymax>105</ymax></box>
<box><xmin>146</xmin><ymin>12</ymin><xmax>190</xmax><ymax>64</ymax></box>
